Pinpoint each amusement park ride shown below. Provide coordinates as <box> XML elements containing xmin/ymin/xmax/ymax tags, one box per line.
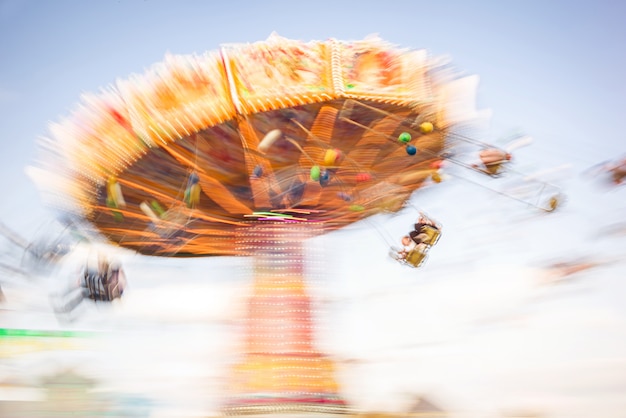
<box><xmin>6</xmin><ymin>34</ymin><xmax>574</xmax><ymax>414</ymax></box>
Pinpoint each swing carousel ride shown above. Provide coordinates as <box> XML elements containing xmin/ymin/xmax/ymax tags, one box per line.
<box><xmin>27</xmin><ymin>34</ymin><xmax>562</xmax><ymax>414</ymax></box>
<box><xmin>29</xmin><ymin>34</ymin><xmax>560</xmax><ymax>259</ymax></box>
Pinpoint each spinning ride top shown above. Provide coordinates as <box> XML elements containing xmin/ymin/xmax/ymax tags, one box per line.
<box><xmin>30</xmin><ymin>33</ymin><xmax>479</xmax><ymax>258</ymax></box>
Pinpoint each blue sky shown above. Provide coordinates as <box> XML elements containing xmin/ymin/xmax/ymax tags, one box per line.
<box><xmin>1</xmin><ymin>1</ymin><xmax>626</xmax><ymax>417</ymax></box>
<box><xmin>1</xmin><ymin>0</ymin><xmax>625</xmax><ymax>234</ymax></box>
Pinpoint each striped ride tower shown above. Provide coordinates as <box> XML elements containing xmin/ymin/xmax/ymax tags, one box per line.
<box><xmin>223</xmin><ymin>221</ymin><xmax>350</xmax><ymax>415</ymax></box>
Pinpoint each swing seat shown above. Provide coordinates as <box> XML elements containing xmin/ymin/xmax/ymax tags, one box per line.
<box><xmin>405</xmin><ymin>247</ymin><xmax>428</xmax><ymax>268</ymax></box>
<box><xmin>419</xmin><ymin>225</ymin><xmax>441</xmax><ymax>246</ymax></box>
<box><xmin>544</xmin><ymin>194</ymin><xmax>560</xmax><ymax>212</ymax></box>
<box><xmin>88</xmin><ymin>293</ymin><xmax>112</xmax><ymax>302</ymax></box>
<box><xmin>484</xmin><ymin>161</ymin><xmax>507</xmax><ymax>177</ymax></box>
<box><xmin>389</xmin><ymin>245</ymin><xmax>429</xmax><ymax>269</ymax></box>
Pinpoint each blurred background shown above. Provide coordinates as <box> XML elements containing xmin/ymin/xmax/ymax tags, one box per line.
<box><xmin>1</xmin><ymin>1</ymin><xmax>625</xmax><ymax>417</ymax></box>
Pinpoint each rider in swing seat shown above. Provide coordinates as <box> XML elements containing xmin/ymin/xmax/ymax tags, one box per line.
<box><xmin>474</xmin><ymin>148</ymin><xmax>512</xmax><ymax>176</ymax></box>
<box><xmin>394</xmin><ymin>213</ymin><xmax>442</xmax><ymax>268</ymax></box>
<box><xmin>410</xmin><ymin>213</ymin><xmax>441</xmax><ymax>246</ymax></box>
<box><xmin>399</xmin><ymin>235</ymin><xmax>429</xmax><ymax>268</ymax></box>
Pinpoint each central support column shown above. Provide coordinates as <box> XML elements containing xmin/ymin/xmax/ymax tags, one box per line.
<box><xmin>222</xmin><ymin>221</ymin><xmax>349</xmax><ymax>415</ymax></box>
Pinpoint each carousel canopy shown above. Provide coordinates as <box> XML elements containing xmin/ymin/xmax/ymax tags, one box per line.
<box><xmin>30</xmin><ymin>34</ymin><xmax>481</xmax><ymax>257</ymax></box>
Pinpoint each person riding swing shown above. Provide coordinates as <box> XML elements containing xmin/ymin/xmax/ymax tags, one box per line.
<box><xmin>394</xmin><ymin>213</ymin><xmax>442</xmax><ymax>268</ymax></box>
